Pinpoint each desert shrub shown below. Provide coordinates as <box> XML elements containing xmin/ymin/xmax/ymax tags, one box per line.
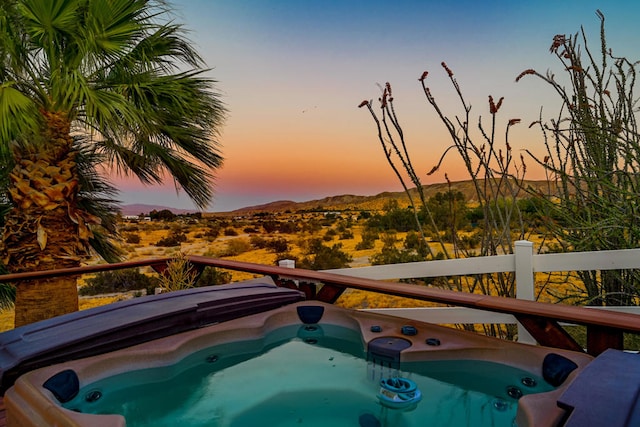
<box><xmin>223</xmin><ymin>227</ymin><xmax>238</xmax><ymax>236</ymax></box>
<box><xmin>149</xmin><ymin>209</ymin><xmax>176</xmax><ymax>221</ymax></box>
<box><xmin>158</xmin><ymin>253</ymin><xmax>197</xmax><ymax>292</ymax></box>
<box><xmin>355</xmin><ymin>228</ymin><xmax>378</xmax><ymax>250</ymax></box>
<box><xmin>458</xmin><ymin>232</ymin><xmax>482</xmax><ymax>250</ymax></box>
<box><xmin>278</xmin><ymin>221</ymin><xmax>299</xmax><ymax>234</ymax></box>
<box><xmin>156</xmin><ymin>231</ymin><xmax>187</xmax><ymax>247</ymax></box>
<box><xmin>323</xmin><ymin>228</ymin><xmax>337</xmax><ymax>241</ymax></box>
<box><xmin>403</xmin><ymin>231</ymin><xmax>428</xmax><ymax>257</ymax></box>
<box><xmin>371</xmin><ymin>232</ymin><xmax>424</xmax><ymax>265</ymax></box>
<box><xmin>339</xmin><ymin>230</ymin><xmax>354</xmax><ymax>240</ymax></box>
<box><xmin>220</xmin><ymin>238</ymin><xmax>251</xmax><ymax>256</ymax></box>
<box><xmin>80</xmin><ymin>269</ymin><xmax>160</xmax><ymax>296</ymax></box>
<box><xmin>262</xmin><ymin>220</ymin><xmax>279</xmax><ymax>233</ymax></box>
<box><xmin>301</xmin><ymin>219</ymin><xmax>322</xmax><ymax>234</ymax></box>
<box><xmin>266</xmin><ymin>237</ymin><xmax>289</xmax><ymax>253</ymax></box>
<box><xmin>195</xmin><ymin>267</ymin><xmax>232</xmax><ymax>287</ymax></box>
<box><xmin>205</xmin><ymin>224</ymin><xmax>221</xmax><ymax>238</ymax></box>
<box><xmin>297</xmin><ymin>238</ymin><xmax>352</xmax><ymax>270</ymax></box>
<box><xmin>124</xmin><ymin>233</ymin><xmax>141</xmax><ymax>244</ymax></box>
<box><xmin>250</xmin><ymin>235</ymin><xmax>268</xmax><ymax>249</ymax></box>
<box><xmin>243</xmin><ymin>226</ymin><xmax>258</xmax><ymax>233</ymax></box>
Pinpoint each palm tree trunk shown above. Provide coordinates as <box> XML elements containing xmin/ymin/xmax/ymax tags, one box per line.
<box><xmin>1</xmin><ymin>111</ymin><xmax>90</xmax><ymax>326</ymax></box>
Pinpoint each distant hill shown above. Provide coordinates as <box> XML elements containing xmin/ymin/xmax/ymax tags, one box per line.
<box><xmin>119</xmin><ymin>180</ymin><xmax>556</xmax><ymax>216</ymax></box>
<box><xmin>223</xmin><ymin>180</ymin><xmax>554</xmax><ymax>215</ymax></box>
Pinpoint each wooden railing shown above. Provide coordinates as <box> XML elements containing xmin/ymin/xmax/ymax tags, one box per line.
<box><xmin>324</xmin><ymin>240</ymin><xmax>640</xmax><ymax>346</ymax></box>
<box><xmin>1</xmin><ymin>243</ymin><xmax>640</xmax><ymax>356</ymax></box>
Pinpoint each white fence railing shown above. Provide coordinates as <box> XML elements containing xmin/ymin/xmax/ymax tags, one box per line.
<box><xmin>305</xmin><ymin>240</ymin><xmax>640</xmax><ymax>343</ymax></box>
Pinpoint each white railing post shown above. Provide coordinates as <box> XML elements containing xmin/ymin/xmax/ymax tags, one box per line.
<box><xmin>515</xmin><ymin>240</ymin><xmax>536</xmax><ymax>344</ymax></box>
<box><xmin>279</xmin><ymin>259</ymin><xmax>295</xmax><ymax>269</ymax></box>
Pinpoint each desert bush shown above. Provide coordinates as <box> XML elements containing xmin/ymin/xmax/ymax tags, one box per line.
<box><xmin>323</xmin><ymin>228</ymin><xmax>337</xmax><ymax>241</ymax></box>
<box><xmin>278</xmin><ymin>221</ymin><xmax>299</xmax><ymax>234</ymax></box>
<box><xmin>301</xmin><ymin>219</ymin><xmax>322</xmax><ymax>234</ymax></box>
<box><xmin>297</xmin><ymin>238</ymin><xmax>352</xmax><ymax>270</ymax></box>
<box><xmin>80</xmin><ymin>269</ymin><xmax>160</xmax><ymax>296</ymax></box>
<box><xmin>156</xmin><ymin>231</ymin><xmax>187</xmax><ymax>247</ymax></box>
<box><xmin>266</xmin><ymin>237</ymin><xmax>289</xmax><ymax>253</ymax></box>
<box><xmin>250</xmin><ymin>235</ymin><xmax>268</xmax><ymax>249</ymax></box>
<box><xmin>339</xmin><ymin>230</ymin><xmax>354</xmax><ymax>240</ymax></box>
<box><xmin>356</xmin><ymin>228</ymin><xmax>378</xmax><ymax>250</ymax></box>
<box><xmin>223</xmin><ymin>227</ymin><xmax>238</xmax><ymax>236</ymax></box>
<box><xmin>195</xmin><ymin>267</ymin><xmax>232</xmax><ymax>287</ymax></box>
<box><xmin>158</xmin><ymin>253</ymin><xmax>197</xmax><ymax>292</ymax></box>
<box><xmin>124</xmin><ymin>233</ymin><xmax>141</xmax><ymax>244</ymax></box>
<box><xmin>220</xmin><ymin>238</ymin><xmax>251</xmax><ymax>256</ymax></box>
<box><xmin>205</xmin><ymin>224</ymin><xmax>222</xmax><ymax>238</ymax></box>
<box><xmin>150</xmin><ymin>209</ymin><xmax>176</xmax><ymax>221</ymax></box>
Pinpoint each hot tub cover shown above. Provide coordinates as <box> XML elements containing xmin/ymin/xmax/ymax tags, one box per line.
<box><xmin>0</xmin><ymin>276</ymin><xmax>304</xmax><ymax>394</ymax></box>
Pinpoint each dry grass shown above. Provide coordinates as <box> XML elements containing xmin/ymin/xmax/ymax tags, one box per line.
<box><xmin>0</xmin><ymin>214</ymin><xmax>581</xmax><ymax>334</ymax></box>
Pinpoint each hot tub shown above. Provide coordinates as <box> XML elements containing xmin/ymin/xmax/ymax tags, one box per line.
<box><xmin>2</xmin><ymin>280</ymin><xmax>592</xmax><ymax>427</ymax></box>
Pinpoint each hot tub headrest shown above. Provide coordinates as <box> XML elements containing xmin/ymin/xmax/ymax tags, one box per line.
<box><xmin>43</xmin><ymin>369</ymin><xmax>79</xmax><ymax>403</ymax></box>
<box><xmin>543</xmin><ymin>353</ymin><xmax>578</xmax><ymax>387</ymax></box>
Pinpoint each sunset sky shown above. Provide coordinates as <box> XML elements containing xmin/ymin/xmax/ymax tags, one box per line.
<box><xmin>114</xmin><ymin>0</ymin><xmax>640</xmax><ymax>212</ymax></box>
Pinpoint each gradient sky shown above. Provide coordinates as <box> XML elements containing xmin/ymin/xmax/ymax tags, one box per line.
<box><xmin>113</xmin><ymin>0</ymin><xmax>640</xmax><ymax>212</ymax></box>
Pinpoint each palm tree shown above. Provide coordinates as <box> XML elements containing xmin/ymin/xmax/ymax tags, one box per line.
<box><xmin>0</xmin><ymin>0</ymin><xmax>226</xmax><ymax>326</ymax></box>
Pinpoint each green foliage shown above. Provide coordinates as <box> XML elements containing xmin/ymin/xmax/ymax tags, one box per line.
<box><xmin>0</xmin><ymin>264</ymin><xmax>14</xmax><ymax>309</ymax></box>
<box><xmin>519</xmin><ymin>11</ymin><xmax>640</xmax><ymax>305</ymax></box>
<box><xmin>80</xmin><ymin>269</ymin><xmax>160</xmax><ymax>296</ymax></box>
<box><xmin>0</xmin><ymin>283</ymin><xmax>15</xmax><ymax>309</ymax></box>
<box><xmin>0</xmin><ymin>0</ymin><xmax>227</xmax><ymax>270</ymax></box>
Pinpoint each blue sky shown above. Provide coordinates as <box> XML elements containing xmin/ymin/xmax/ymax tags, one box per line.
<box><xmin>115</xmin><ymin>1</ymin><xmax>640</xmax><ymax>212</ymax></box>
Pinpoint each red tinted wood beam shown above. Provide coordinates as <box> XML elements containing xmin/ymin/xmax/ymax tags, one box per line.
<box><xmin>587</xmin><ymin>326</ymin><xmax>624</xmax><ymax>356</ymax></box>
<box><xmin>516</xmin><ymin>315</ymin><xmax>584</xmax><ymax>353</ymax></box>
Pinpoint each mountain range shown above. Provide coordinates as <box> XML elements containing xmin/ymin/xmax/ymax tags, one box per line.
<box><xmin>120</xmin><ymin>180</ymin><xmax>554</xmax><ymax>216</ymax></box>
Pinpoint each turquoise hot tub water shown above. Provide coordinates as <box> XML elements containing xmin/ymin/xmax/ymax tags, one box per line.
<box><xmin>61</xmin><ymin>324</ymin><xmax>555</xmax><ymax>427</ymax></box>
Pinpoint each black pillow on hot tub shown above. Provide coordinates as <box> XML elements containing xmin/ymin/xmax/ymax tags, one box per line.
<box><xmin>43</xmin><ymin>369</ymin><xmax>80</xmax><ymax>403</ymax></box>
